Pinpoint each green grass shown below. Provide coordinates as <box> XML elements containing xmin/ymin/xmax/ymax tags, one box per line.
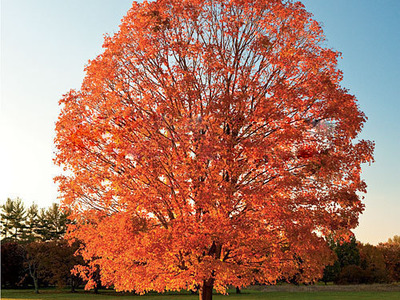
<box><xmin>2</xmin><ymin>288</ymin><xmax>400</xmax><ymax>300</ymax></box>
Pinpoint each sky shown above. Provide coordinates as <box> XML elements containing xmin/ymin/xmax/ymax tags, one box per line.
<box><xmin>1</xmin><ymin>0</ymin><xmax>399</xmax><ymax>245</ymax></box>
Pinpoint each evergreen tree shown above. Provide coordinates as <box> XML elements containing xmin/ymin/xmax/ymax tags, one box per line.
<box><xmin>35</xmin><ymin>208</ymin><xmax>50</xmax><ymax>241</ymax></box>
<box><xmin>45</xmin><ymin>203</ymin><xmax>68</xmax><ymax>240</ymax></box>
<box><xmin>34</xmin><ymin>204</ymin><xmax>69</xmax><ymax>241</ymax></box>
<box><xmin>1</xmin><ymin>198</ymin><xmax>15</xmax><ymax>239</ymax></box>
<box><xmin>1</xmin><ymin>198</ymin><xmax>26</xmax><ymax>240</ymax></box>
<box><xmin>321</xmin><ymin>260</ymin><xmax>341</xmax><ymax>284</ymax></box>
<box><xmin>2</xmin><ymin>199</ymin><xmax>69</xmax><ymax>241</ymax></box>
<box><xmin>335</xmin><ymin>236</ymin><xmax>361</xmax><ymax>268</ymax></box>
<box><xmin>321</xmin><ymin>235</ymin><xmax>362</xmax><ymax>284</ymax></box>
<box><xmin>24</xmin><ymin>203</ymin><xmax>40</xmax><ymax>241</ymax></box>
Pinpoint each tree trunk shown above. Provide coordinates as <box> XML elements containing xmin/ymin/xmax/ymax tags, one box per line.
<box><xmin>28</xmin><ymin>264</ymin><xmax>39</xmax><ymax>294</ymax></box>
<box><xmin>236</xmin><ymin>286</ymin><xmax>241</xmax><ymax>294</ymax></box>
<box><xmin>33</xmin><ymin>276</ymin><xmax>39</xmax><ymax>294</ymax></box>
<box><xmin>70</xmin><ymin>278</ymin><xmax>76</xmax><ymax>293</ymax></box>
<box><xmin>199</xmin><ymin>279</ymin><xmax>214</xmax><ymax>300</ymax></box>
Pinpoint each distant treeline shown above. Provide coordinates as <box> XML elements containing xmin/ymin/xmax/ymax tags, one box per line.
<box><xmin>1</xmin><ymin>198</ymin><xmax>399</xmax><ymax>293</ymax></box>
<box><xmin>321</xmin><ymin>235</ymin><xmax>400</xmax><ymax>284</ymax></box>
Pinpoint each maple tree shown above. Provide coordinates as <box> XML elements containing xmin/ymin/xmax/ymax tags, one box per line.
<box><xmin>55</xmin><ymin>0</ymin><xmax>374</xmax><ymax>299</ymax></box>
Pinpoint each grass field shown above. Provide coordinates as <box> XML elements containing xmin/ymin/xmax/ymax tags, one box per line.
<box><xmin>2</xmin><ymin>285</ymin><xmax>400</xmax><ymax>300</ymax></box>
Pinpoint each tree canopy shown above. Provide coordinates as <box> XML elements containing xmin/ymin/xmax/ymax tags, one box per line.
<box><xmin>55</xmin><ymin>0</ymin><xmax>374</xmax><ymax>298</ymax></box>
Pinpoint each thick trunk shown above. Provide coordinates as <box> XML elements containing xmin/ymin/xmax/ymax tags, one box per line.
<box><xmin>199</xmin><ymin>279</ymin><xmax>214</xmax><ymax>300</ymax></box>
<box><xmin>199</xmin><ymin>241</ymin><xmax>220</xmax><ymax>300</ymax></box>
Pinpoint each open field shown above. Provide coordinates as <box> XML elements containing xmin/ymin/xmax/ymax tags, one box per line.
<box><xmin>2</xmin><ymin>285</ymin><xmax>400</xmax><ymax>300</ymax></box>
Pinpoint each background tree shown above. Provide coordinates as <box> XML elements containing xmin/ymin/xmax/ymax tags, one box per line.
<box><xmin>335</xmin><ymin>236</ymin><xmax>361</xmax><ymax>269</ymax></box>
<box><xmin>34</xmin><ymin>208</ymin><xmax>51</xmax><ymax>241</ymax></box>
<box><xmin>358</xmin><ymin>243</ymin><xmax>388</xmax><ymax>283</ymax></box>
<box><xmin>23</xmin><ymin>203</ymin><xmax>40</xmax><ymax>241</ymax></box>
<box><xmin>322</xmin><ymin>237</ymin><xmax>393</xmax><ymax>284</ymax></box>
<box><xmin>24</xmin><ymin>242</ymin><xmax>50</xmax><ymax>293</ymax></box>
<box><xmin>1</xmin><ymin>198</ymin><xmax>15</xmax><ymax>239</ymax></box>
<box><xmin>321</xmin><ymin>260</ymin><xmax>340</xmax><ymax>284</ymax></box>
<box><xmin>1</xmin><ymin>241</ymin><xmax>26</xmax><ymax>288</ymax></box>
<box><xmin>1</xmin><ymin>198</ymin><xmax>26</xmax><ymax>240</ymax></box>
<box><xmin>44</xmin><ymin>203</ymin><xmax>69</xmax><ymax>240</ymax></box>
<box><xmin>321</xmin><ymin>235</ymin><xmax>361</xmax><ymax>284</ymax></box>
<box><xmin>387</xmin><ymin>235</ymin><xmax>400</xmax><ymax>245</ymax></box>
<box><xmin>39</xmin><ymin>240</ymin><xmax>84</xmax><ymax>292</ymax></box>
<box><xmin>33</xmin><ymin>204</ymin><xmax>68</xmax><ymax>241</ymax></box>
<box><xmin>55</xmin><ymin>0</ymin><xmax>374</xmax><ymax>299</ymax></box>
<box><xmin>1</xmin><ymin>199</ymin><xmax>81</xmax><ymax>291</ymax></box>
<box><xmin>379</xmin><ymin>236</ymin><xmax>400</xmax><ymax>282</ymax></box>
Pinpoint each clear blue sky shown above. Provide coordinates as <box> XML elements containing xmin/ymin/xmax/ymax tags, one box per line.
<box><xmin>1</xmin><ymin>0</ymin><xmax>399</xmax><ymax>245</ymax></box>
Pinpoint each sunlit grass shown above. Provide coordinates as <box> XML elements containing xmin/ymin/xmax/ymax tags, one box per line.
<box><xmin>2</xmin><ymin>287</ymin><xmax>400</xmax><ymax>300</ymax></box>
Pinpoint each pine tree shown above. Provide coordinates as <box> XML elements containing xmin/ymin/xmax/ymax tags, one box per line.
<box><xmin>1</xmin><ymin>198</ymin><xmax>15</xmax><ymax>239</ymax></box>
<box><xmin>35</xmin><ymin>208</ymin><xmax>50</xmax><ymax>241</ymax></box>
<box><xmin>34</xmin><ymin>204</ymin><xmax>69</xmax><ymax>241</ymax></box>
<box><xmin>1</xmin><ymin>198</ymin><xmax>26</xmax><ymax>240</ymax></box>
<box><xmin>45</xmin><ymin>203</ymin><xmax>68</xmax><ymax>240</ymax></box>
<box><xmin>24</xmin><ymin>203</ymin><xmax>40</xmax><ymax>241</ymax></box>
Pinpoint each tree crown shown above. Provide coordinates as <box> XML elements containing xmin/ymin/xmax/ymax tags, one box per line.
<box><xmin>55</xmin><ymin>0</ymin><xmax>374</xmax><ymax>295</ymax></box>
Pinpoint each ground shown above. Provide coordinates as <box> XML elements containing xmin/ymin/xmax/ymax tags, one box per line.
<box><xmin>2</xmin><ymin>284</ymin><xmax>400</xmax><ymax>300</ymax></box>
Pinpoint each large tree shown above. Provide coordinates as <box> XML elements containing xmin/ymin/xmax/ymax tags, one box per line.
<box><xmin>55</xmin><ymin>0</ymin><xmax>374</xmax><ymax>298</ymax></box>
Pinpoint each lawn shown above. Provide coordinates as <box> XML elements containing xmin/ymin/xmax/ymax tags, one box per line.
<box><xmin>2</xmin><ymin>287</ymin><xmax>400</xmax><ymax>300</ymax></box>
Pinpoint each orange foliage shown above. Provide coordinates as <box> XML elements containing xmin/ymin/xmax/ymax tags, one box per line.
<box><xmin>55</xmin><ymin>0</ymin><xmax>374</xmax><ymax>298</ymax></box>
